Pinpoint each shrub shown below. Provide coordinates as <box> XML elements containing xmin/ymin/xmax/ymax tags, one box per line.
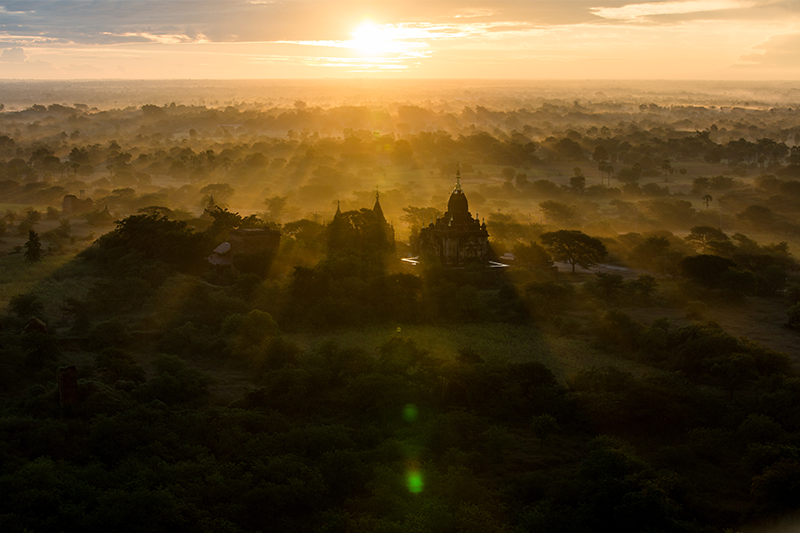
<box><xmin>8</xmin><ymin>293</ymin><xmax>44</xmax><ymax>320</ymax></box>
<box><xmin>94</xmin><ymin>348</ymin><xmax>146</xmax><ymax>384</ymax></box>
<box><xmin>88</xmin><ymin>319</ymin><xmax>131</xmax><ymax>350</ymax></box>
<box><xmin>787</xmin><ymin>303</ymin><xmax>800</xmax><ymax>330</ymax></box>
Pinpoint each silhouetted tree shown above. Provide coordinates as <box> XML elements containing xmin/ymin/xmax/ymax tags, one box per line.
<box><xmin>540</xmin><ymin>230</ymin><xmax>607</xmax><ymax>273</ymax></box>
<box><xmin>24</xmin><ymin>230</ymin><xmax>42</xmax><ymax>262</ymax></box>
<box><xmin>685</xmin><ymin>226</ymin><xmax>728</xmax><ymax>253</ymax></box>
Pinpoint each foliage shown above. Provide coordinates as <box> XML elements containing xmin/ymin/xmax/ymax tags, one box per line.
<box><xmin>531</xmin><ymin>414</ymin><xmax>558</xmax><ymax>448</ymax></box>
<box><xmin>680</xmin><ymin>254</ymin><xmax>736</xmax><ymax>288</ymax></box>
<box><xmin>93</xmin><ymin>213</ymin><xmax>208</xmax><ymax>274</ymax></box>
<box><xmin>684</xmin><ymin>225</ymin><xmax>728</xmax><ymax>253</ymax></box>
<box><xmin>94</xmin><ymin>347</ymin><xmax>146</xmax><ymax>384</ymax></box>
<box><xmin>787</xmin><ymin>303</ymin><xmax>800</xmax><ymax>330</ymax></box>
<box><xmin>24</xmin><ymin>230</ymin><xmax>42</xmax><ymax>262</ymax></box>
<box><xmin>328</xmin><ymin>208</ymin><xmax>393</xmax><ymax>255</ymax></box>
<box><xmin>512</xmin><ymin>240</ymin><xmax>553</xmax><ymax>269</ymax></box>
<box><xmin>88</xmin><ymin>319</ymin><xmax>132</xmax><ymax>350</ymax></box>
<box><xmin>4</xmin><ymin>88</ymin><xmax>800</xmax><ymax>532</ymax></box>
<box><xmin>523</xmin><ymin>281</ymin><xmax>575</xmax><ymax>317</ymax></box>
<box><xmin>8</xmin><ymin>293</ymin><xmax>44</xmax><ymax>319</ymax></box>
<box><xmin>540</xmin><ymin>230</ymin><xmax>607</xmax><ymax>273</ymax></box>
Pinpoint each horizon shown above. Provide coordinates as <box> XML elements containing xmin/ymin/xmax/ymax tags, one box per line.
<box><xmin>2</xmin><ymin>78</ymin><xmax>799</xmax><ymax>111</ymax></box>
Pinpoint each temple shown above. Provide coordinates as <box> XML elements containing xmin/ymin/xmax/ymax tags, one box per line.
<box><xmin>329</xmin><ymin>192</ymin><xmax>395</xmax><ymax>254</ymax></box>
<box><xmin>416</xmin><ymin>170</ymin><xmax>490</xmax><ymax>267</ymax></box>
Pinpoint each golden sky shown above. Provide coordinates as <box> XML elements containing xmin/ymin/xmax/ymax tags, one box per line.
<box><xmin>1</xmin><ymin>0</ymin><xmax>799</xmax><ymax>79</ymax></box>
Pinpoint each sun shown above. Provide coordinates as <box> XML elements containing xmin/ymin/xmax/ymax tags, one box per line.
<box><xmin>350</xmin><ymin>21</ymin><xmax>397</xmax><ymax>55</ymax></box>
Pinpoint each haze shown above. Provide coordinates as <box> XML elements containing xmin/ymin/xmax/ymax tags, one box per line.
<box><xmin>1</xmin><ymin>0</ymin><xmax>800</xmax><ymax>80</ymax></box>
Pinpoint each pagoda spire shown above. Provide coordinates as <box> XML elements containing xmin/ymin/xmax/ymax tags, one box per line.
<box><xmin>373</xmin><ymin>189</ymin><xmax>386</xmax><ymax>222</ymax></box>
<box><xmin>455</xmin><ymin>163</ymin><xmax>462</xmax><ymax>191</ymax></box>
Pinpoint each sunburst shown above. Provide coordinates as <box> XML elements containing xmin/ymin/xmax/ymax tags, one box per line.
<box><xmin>349</xmin><ymin>21</ymin><xmax>399</xmax><ymax>55</ymax></box>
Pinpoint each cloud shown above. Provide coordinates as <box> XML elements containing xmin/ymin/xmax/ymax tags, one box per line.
<box><xmin>592</xmin><ymin>0</ymin><xmax>758</xmax><ymax>21</ymax></box>
<box><xmin>0</xmin><ymin>1</ymin><xmax>798</xmax><ymax>79</ymax></box>
<box><xmin>0</xmin><ymin>0</ymin><xmax>792</xmax><ymax>49</ymax></box>
<box><xmin>0</xmin><ymin>46</ymin><xmax>25</xmax><ymax>61</ymax></box>
<box><xmin>0</xmin><ymin>58</ymin><xmax>56</xmax><ymax>77</ymax></box>
<box><xmin>64</xmin><ymin>63</ymin><xmax>106</xmax><ymax>77</ymax></box>
<box><xmin>0</xmin><ymin>1</ymin><xmax>610</xmax><ymax>47</ymax></box>
<box><xmin>733</xmin><ymin>31</ymin><xmax>800</xmax><ymax>69</ymax></box>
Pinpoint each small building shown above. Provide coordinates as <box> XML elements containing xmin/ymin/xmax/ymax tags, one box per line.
<box><xmin>229</xmin><ymin>228</ymin><xmax>281</xmax><ymax>255</ymax></box>
<box><xmin>207</xmin><ymin>241</ymin><xmax>232</xmax><ymax>266</ymax></box>
<box><xmin>417</xmin><ymin>171</ymin><xmax>491</xmax><ymax>267</ymax></box>
<box><xmin>207</xmin><ymin>227</ymin><xmax>281</xmax><ymax>272</ymax></box>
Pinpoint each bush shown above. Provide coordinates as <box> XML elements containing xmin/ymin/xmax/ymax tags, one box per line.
<box><xmin>94</xmin><ymin>348</ymin><xmax>146</xmax><ymax>384</ymax></box>
<box><xmin>523</xmin><ymin>282</ymin><xmax>575</xmax><ymax>317</ymax></box>
<box><xmin>134</xmin><ymin>354</ymin><xmax>214</xmax><ymax>405</ymax></box>
<box><xmin>8</xmin><ymin>293</ymin><xmax>44</xmax><ymax>320</ymax></box>
<box><xmin>88</xmin><ymin>319</ymin><xmax>131</xmax><ymax>350</ymax></box>
<box><xmin>591</xmin><ymin>310</ymin><xmax>646</xmax><ymax>355</ymax></box>
<box><xmin>787</xmin><ymin>303</ymin><xmax>800</xmax><ymax>329</ymax></box>
<box><xmin>680</xmin><ymin>254</ymin><xmax>736</xmax><ymax>287</ymax></box>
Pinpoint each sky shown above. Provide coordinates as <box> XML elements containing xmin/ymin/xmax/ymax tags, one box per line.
<box><xmin>0</xmin><ymin>0</ymin><xmax>799</xmax><ymax>80</ymax></box>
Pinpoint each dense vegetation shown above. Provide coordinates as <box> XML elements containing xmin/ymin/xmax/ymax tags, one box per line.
<box><xmin>2</xmin><ymin>80</ymin><xmax>800</xmax><ymax>532</ymax></box>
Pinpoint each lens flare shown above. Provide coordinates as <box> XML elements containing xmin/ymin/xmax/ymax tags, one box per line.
<box><xmin>407</xmin><ymin>469</ymin><xmax>423</xmax><ymax>494</ymax></box>
<box><xmin>403</xmin><ymin>403</ymin><xmax>418</xmax><ymax>423</ymax></box>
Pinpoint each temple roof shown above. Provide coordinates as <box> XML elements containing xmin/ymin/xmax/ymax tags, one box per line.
<box><xmin>447</xmin><ymin>171</ymin><xmax>470</xmax><ymax>221</ymax></box>
<box><xmin>373</xmin><ymin>192</ymin><xmax>386</xmax><ymax>222</ymax></box>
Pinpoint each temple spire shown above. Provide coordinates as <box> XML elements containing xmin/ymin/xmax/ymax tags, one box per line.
<box><xmin>373</xmin><ymin>189</ymin><xmax>386</xmax><ymax>222</ymax></box>
<box><xmin>455</xmin><ymin>163</ymin><xmax>462</xmax><ymax>191</ymax></box>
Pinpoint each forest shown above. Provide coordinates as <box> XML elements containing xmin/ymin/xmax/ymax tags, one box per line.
<box><xmin>1</xmin><ymin>79</ymin><xmax>800</xmax><ymax>532</ymax></box>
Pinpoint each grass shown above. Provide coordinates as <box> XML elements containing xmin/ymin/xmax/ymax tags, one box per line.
<box><xmin>0</xmin><ymin>254</ymin><xmax>77</xmax><ymax>308</ymax></box>
<box><xmin>632</xmin><ymin>295</ymin><xmax>800</xmax><ymax>361</ymax></box>
<box><xmin>289</xmin><ymin>321</ymin><xmax>654</xmax><ymax>383</ymax></box>
<box><xmin>0</xmin><ymin>203</ymin><xmax>51</xmax><ymax>212</ymax></box>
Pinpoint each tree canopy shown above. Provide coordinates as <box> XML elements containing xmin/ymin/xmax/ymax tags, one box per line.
<box><xmin>540</xmin><ymin>230</ymin><xmax>607</xmax><ymax>273</ymax></box>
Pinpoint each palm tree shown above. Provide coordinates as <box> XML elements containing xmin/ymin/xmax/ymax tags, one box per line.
<box><xmin>662</xmin><ymin>159</ymin><xmax>672</xmax><ymax>182</ymax></box>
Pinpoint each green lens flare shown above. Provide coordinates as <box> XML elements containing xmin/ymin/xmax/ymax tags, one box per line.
<box><xmin>407</xmin><ymin>471</ymin><xmax>423</xmax><ymax>493</ymax></box>
<box><xmin>403</xmin><ymin>404</ymin><xmax>418</xmax><ymax>423</ymax></box>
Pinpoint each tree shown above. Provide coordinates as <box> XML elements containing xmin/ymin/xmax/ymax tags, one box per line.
<box><xmin>661</xmin><ymin>159</ymin><xmax>672</xmax><ymax>182</ymax></box>
<box><xmin>592</xmin><ymin>145</ymin><xmax>609</xmax><ymax>162</ymax></box>
<box><xmin>598</xmin><ymin>162</ymin><xmax>614</xmax><ymax>185</ymax></box>
<box><xmin>24</xmin><ymin>230</ymin><xmax>42</xmax><ymax>262</ymax></box>
<box><xmin>737</xmin><ymin>205</ymin><xmax>776</xmax><ymax>231</ymax></box>
<box><xmin>684</xmin><ymin>226</ymin><xmax>728</xmax><ymax>253</ymax></box>
<box><xmin>96</xmin><ymin>213</ymin><xmax>207</xmax><ymax>272</ymax></box>
<box><xmin>9</xmin><ymin>293</ymin><xmax>44</xmax><ymax>318</ymax></box>
<box><xmin>513</xmin><ymin>241</ymin><xmax>553</xmax><ymax>269</ymax></box>
<box><xmin>633</xmin><ymin>274</ymin><xmax>658</xmax><ymax>302</ymax></box>
<box><xmin>629</xmin><ymin>236</ymin><xmax>679</xmax><ymax>275</ymax></box>
<box><xmin>592</xmin><ymin>272</ymin><xmax>625</xmax><ymax>301</ymax></box>
<box><xmin>702</xmin><ymin>194</ymin><xmax>712</xmax><ymax>209</ymax></box>
<box><xmin>616</xmin><ymin>165</ymin><xmax>641</xmax><ymax>184</ymax></box>
<box><xmin>569</xmin><ymin>175</ymin><xmax>586</xmax><ymax>194</ymax></box>
<box><xmin>680</xmin><ymin>254</ymin><xmax>736</xmax><ymax>287</ymax></box>
<box><xmin>401</xmin><ymin>206</ymin><xmax>440</xmax><ymax>229</ymax></box>
<box><xmin>531</xmin><ymin>414</ymin><xmax>558</xmax><ymax>449</ymax></box>
<box><xmin>539</xmin><ymin>201</ymin><xmax>579</xmax><ymax>227</ymax></box>
<box><xmin>263</xmin><ymin>195</ymin><xmax>288</xmax><ymax>223</ymax></box>
<box><xmin>540</xmin><ymin>230</ymin><xmax>607</xmax><ymax>273</ymax></box>
<box><xmin>787</xmin><ymin>303</ymin><xmax>800</xmax><ymax>330</ymax></box>
<box><xmin>199</xmin><ymin>183</ymin><xmax>235</xmax><ymax>209</ymax></box>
